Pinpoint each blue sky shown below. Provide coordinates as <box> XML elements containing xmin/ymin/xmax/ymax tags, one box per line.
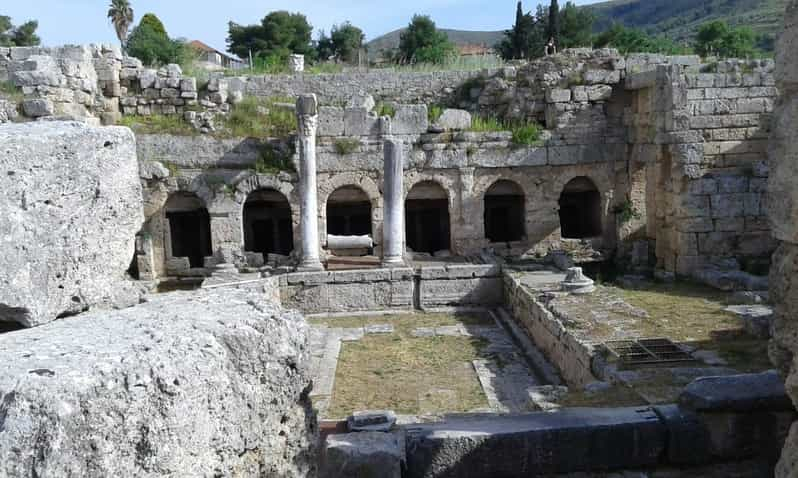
<box><xmin>3</xmin><ymin>0</ymin><xmax>599</xmax><ymax>52</ymax></box>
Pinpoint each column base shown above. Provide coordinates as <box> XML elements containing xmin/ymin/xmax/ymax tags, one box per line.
<box><xmin>381</xmin><ymin>256</ymin><xmax>406</xmax><ymax>268</ymax></box>
<box><xmin>296</xmin><ymin>260</ymin><xmax>324</xmax><ymax>272</ymax></box>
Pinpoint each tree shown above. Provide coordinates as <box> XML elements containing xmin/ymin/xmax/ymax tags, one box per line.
<box><xmin>557</xmin><ymin>2</ymin><xmax>593</xmax><ymax>49</ymax></box>
<box><xmin>497</xmin><ymin>2</ymin><xmax>540</xmax><ymax>60</ymax></box>
<box><xmin>0</xmin><ymin>15</ymin><xmax>40</xmax><ymax>47</ymax></box>
<box><xmin>594</xmin><ymin>24</ymin><xmax>686</xmax><ymax>55</ymax></box>
<box><xmin>398</xmin><ymin>15</ymin><xmax>456</xmax><ymax>64</ymax></box>
<box><xmin>316</xmin><ymin>31</ymin><xmax>335</xmax><ymax>62</ymax></box>
<box><xmin>497</xmin><ymin>1</ymin><xmax>590</xmax><ymax>60</ymax></box>
<box><xmin>226</xmin><ymin>11</ymin><xmax>314</xmax><ymax>63</ymax></box>
<box><xmin>695</xmin><ymin>20</ymin><xmax>756</xmax><ymax>58</ymax></box>
<box><xmin>329</xmin><ymin>22</ymin><xmax>365</xmax><ymax>64</ymax></box>
<box><xmin>126</xmin><ymin>13</ymin><xmax>187</xmax><ymax>66</ymax></box>
<box><xmin>107</xmin><ymin>0</ymin><xmax>134</xmax><ymax>48</ymax></box>
<box><xmin>547</xmin><ymin>0</ymin><xmax>560</xmax><ymax>45</ymax></box>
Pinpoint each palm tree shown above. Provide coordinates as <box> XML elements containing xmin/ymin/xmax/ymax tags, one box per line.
<box><xmin>107</xmin><ymin>0</ymin><xmax>134</xmax><ymax>49</ymax></box>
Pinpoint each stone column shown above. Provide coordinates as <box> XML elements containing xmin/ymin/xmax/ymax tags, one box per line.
<box><xmin>382</xmin><ymin>136</ymin><xmax>405</xmax><ymax>266</ymax></box>
<box><xmin>296</xmin><ymin>94</ymin><xmax>323</xmax><ymax>271</ymax></box>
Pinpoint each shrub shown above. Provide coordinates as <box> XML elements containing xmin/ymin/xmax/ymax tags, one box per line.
<box><xmin>428</xmin><ymin>104</ymin><xmax>444</xmax><ymax>123</ymax></box>
<box><xmin>613</xmin><ymin>200</ymin><xmax>641</xmax><ymax>224</ymax></box>
<box><xmin>510</xmin><ymin>123</ymin><xmax>542</xmax><ymax>146</ymax></box>
<box><xmin>334</xmin><ymin>138</ymin><xmax>360</xmax><ymax>155</ymax></box>
<box><xmin>375</xmin><ymin>102</ymin><xmax>396</xmax><ymax>118</ymax></box>
<box><xmin>253</xmin><ymin>144</ymin><xmax>294</xmax><ymax>174</ymax></box>
<box><xmin>469</xmin><ymin>115</ymin><xmax>543</xmax><ymax>147</ymax></box>
<box><xmin>221</xmin><ymin>96</ymin><xmax>296</xmax><ymax>138</ymax></box>
<box><xmin>469</xmin><ymin>115</ymin><xmax>505</xmax><ymax>132</ymax></box>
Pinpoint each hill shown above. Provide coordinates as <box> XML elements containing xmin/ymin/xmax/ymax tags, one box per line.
<box><xmin>366</xmin><ymin>28</ymin><xmax>505</xmax><ymax>60</ymax></box>
<box><xmin>587</xmin><ymin>0</ymin><xmax>787</xmax><ymax>47</ymax></box>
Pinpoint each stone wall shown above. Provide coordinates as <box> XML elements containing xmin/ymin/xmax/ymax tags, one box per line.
<box><xmin>769</xmin><ymin>1</ymin><xmax>798</xmax><ymax>475</ymax></box>
<box><xmin>624</xmin><ymin>60</ymin><xmax>777</xmax><ymax>278</ymax></box>
<box><xmin>279</xmin><ymin>264</ymin><xmax>503</xmax><ymax>314</ymax></box>
<box><xmin>220</xmin><ymin>69</ymin><xmax>486</xmax><ymax>105</ymax></box>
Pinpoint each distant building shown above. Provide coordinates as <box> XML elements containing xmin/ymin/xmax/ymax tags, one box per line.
<box><xmin>458</xmin><ymin>44</ymin><xmax>495</xmax><ymax>57</ymax></box>
<box><xmin>189</xmin><ymin>40</ymin><xmax>247</xmax><ymax>70</ymax></box>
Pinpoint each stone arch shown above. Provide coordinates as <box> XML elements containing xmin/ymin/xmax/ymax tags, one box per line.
<box><xmin>484</xmin><ymin>179</ymin><xmax>526</xmax><ymax>243</ymax></box>
<box><xmin>325</xmin><ymin>185</ymin><xmax>373</xmax><ymax>238</ymax></box>
<box><xmin>243</xmin><ymin>188</ymin><xmax>294</xmax><ymax>258</ymax></box>
<box><xmin>319</xmin><ymin>174</ymin><xmax>382</xmax><ymax>245</ymax></box>
<box><xmin>559</xmin><ymin>176</ymin><xmax>603</xmax><ymax>239</ymax></box>
<box><xmin>405</xmin><ymin>180</ymin><xmax>452</xmax><ymax>254</ymax></box>
<box><xmin>164</xmin><ymin>192</ymin><xmax>213</xmax><ymax>268</ymax></box>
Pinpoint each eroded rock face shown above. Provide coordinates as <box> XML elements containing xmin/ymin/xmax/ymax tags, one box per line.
<box><xmin>0</xmin><ymin>287</ymin><xmax>317</xmax><ymax>477</ymax></box>
<box><xmin>0</xmin><ymin>121</ymin><xmax>143</xmax><ymax>327</ymax></box>
<box><xmin>769</xmin><ymin>1</ymin><xmax>798</xmax><ymax>475</ymax></box>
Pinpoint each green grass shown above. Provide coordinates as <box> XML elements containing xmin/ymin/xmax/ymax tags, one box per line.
<box><xmin>310</xmin><ymin>312</ymin><xmax>494</xmax><ymax>417</ymax></box>
<box><xmin>252</xmin><ymin>144</ymin><xmax>295</xmax><ymax>175</ymax></box>
<box><xmin>220</xmin><ymin>96</ymin><xmax>295</xmax><ymax>138</ymax></box>
<box><xmin>375</xmin><ymin>102</ymin><xmax>396</xmax><ymax>118</ymax></box>
<box><xmin>469</xmin><ymin>115</ymin><xmax>544</xmax><ymax>146</ymax></box>
<box><xmin>333</xmin><ymin>138</ymin><xmax>360</xmax><ymax>155</ymax></box>
<box><xmin>428</xmin><ymin>104</ymin><xmax>444</xmax><ymax>123</ymax></box>
<box><xmin>0</xmin><ymin>81</ymin><xmax>23</xmax><ymax>102</ymax></box>
<box><xmin>118</xmin><ymin>114</ymin><xmax>197</xmax><ymax>136</ymax></box>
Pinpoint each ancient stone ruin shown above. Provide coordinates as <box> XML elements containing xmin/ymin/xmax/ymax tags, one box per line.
<box><xmin>4</xmin><ymin>3</ymin><xmax>798</xmax><ymax>476</ymax></box>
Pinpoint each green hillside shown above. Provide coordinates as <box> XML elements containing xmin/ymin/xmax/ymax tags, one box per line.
<box><xmin>587</xmin><ymin>0</ymin><xmax>787</xmax><ymax>47</ymax></box>
<box><xmin>366</xmin><ymin>28</ymin><xmax>504</xmax><ymax>60</ymax></box>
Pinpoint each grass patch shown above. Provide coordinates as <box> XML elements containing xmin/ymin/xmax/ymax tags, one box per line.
<box><xmin>118</xmin><ymin>114</ymin><xmax>197</xmax><ymax>136</ymax></box>
<box><xmin>428</xmin><ymin>104</ymin><xmax>444</xmax><ymax>123</ymax></box>
<box><xmin>252</xmin><ymin>143</ymin><xmax>294</xmax><ymax>175</ymax></box>
<box><xmin>333</xmin><ymin>138</ymin><xmax>360</xmax><ymax>155</ymax></box>
<box><xmin>311</xmin><ymin>312</ymin><xmax>495</xmax><ymax>417</ymax></box>
<box><xmin>220</xmin><ymin>96</ymin><xmax>296</xmax><ymax>138</ymax></box>
<box><xmin>613</xmin><ymin>199</ymin><xmax>642</xmax><ymax>224</ymax></box>
<box><xmin>469</xmin><ymin>115</ymin><xmax>543</xmax><ymax>146</ymax></box>
<box><xmin>375</xmin><ymin>102</ymin><xmax>396</xmax><ymax>118</ymax></box>
<box><xmin>0</xmin><ymin>81</ymin><xmax>23</xmax><ymax>102</ymax></box>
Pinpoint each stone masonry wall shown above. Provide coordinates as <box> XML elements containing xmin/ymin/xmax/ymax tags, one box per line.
<box><xmin>769</xmin><ymin>1</ymin><xmax>798</xmax><ymax>475</ymax></box>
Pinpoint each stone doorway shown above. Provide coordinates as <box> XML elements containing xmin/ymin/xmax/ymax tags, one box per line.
<box><xmin>484</xmin><ymin>180</ymin><xmax>525</xmax><ymax>243</ymax></box>
<box><xmin>326</xmin><ymin>186</ymin><xmax>372</xmax><ymax>238</ymax></box>
<box><xmin>559</xmin><ymin>177</ymin><xmax>602</xmax><ymax>239</ymax></box>
<box><xmin>406</xmin><ymin>181</ymin><xmax>451</xmax><ymax>254</ymax></box>
<box><xmin>165</xmin><ymin>192</ymin><xmax>212</xmax><ymax>268</ymax></box>
<box><xmin>243</xmin><ymin>189</ymin><xmax>294</xmax><ymax>258</ymax></box>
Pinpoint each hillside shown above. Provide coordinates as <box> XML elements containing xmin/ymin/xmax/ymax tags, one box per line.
<box><xmin>587</xmin><ymin>0</ymin><xmax>787</xmax><ymax>46</ymax></box>
<box><xmin>366</xmin><ymin>29</ymin><xmax>505</xmax><ymax>60</ymax></box>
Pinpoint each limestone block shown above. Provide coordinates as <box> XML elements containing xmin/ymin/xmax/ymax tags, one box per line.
<box><xmin>22</xmin><ymin>98</ymin><xmax>54</xmax><ymax>117</ymax></box>
<box><xmin>436</xmin><ymin>108</ymin><xmax>471</xmax><ymax>131</ymax></box>
<box><xmin>344</xmin><ymin>107</ymin><xmax>380</xmax><ymax>137</ymax></box>
<box><xmin>546</xmin><ymin>88</ymin><xmax>571</xmax><ymax>103</ymax></box>
<box><xmin>586</xmin><ymin>85</ymin><xmax>613</xmax><ymax>101</ymax></box>
<box><xmin>139</xmin><ymin>69</ymin><xmax>157</xmax><ymax>89</ymax></box>
<box><xmin>392</xmin><ymin>104</ymin><xmax>428</xmax><ymax>135</ymax></box>
<box><xmin>346</xmin><ymin>93</ymin><xmax>375</xmax><ymax>111</ymax></box>
<box><xmin>161</xmin><ymin>87</ymin><xmax>179</xmax><ymax>98</ymax></box>
<box><xmin>0</xmin><ymin>288</ymin><xmax>316</xmax><ymax>477</ymax></box>
<box><xmin>180</xmin><ymin>77</ymin><xmax>197</xmax><ymax>92</ymax></box>
<box><xmin>322</xmin><ymin>432</ymin><xmax>404</xmax><ymax>478</ymax></box>
<box><xmin>584</xmin><ymin>69</ymin><xmax>621</xmax><ymax>84</ymax></box>
<box><xmin>0</xmin><ymin>122</ymin><xmax>143</xmax><ymax>327</ymax></box>
<box><xmin>319</xmin><ymin>106</ymin><xmax>345</xmax><ymax>136</ymax></box>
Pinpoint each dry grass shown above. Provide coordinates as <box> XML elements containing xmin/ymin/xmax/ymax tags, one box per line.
<box><xmin>311</xmin><ymin>313</ymin><xmax>494</xmax><ymax>417</ymax></box>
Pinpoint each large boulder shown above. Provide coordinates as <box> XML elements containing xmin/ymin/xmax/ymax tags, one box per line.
<box><xmin>0</xmin><ymin>287</ymin><xmax>317</xmax><ymax>477</ymax></box>
<box><xmin>770</xmin><ymin>1</ymin><xmax>798</xmax><ymax>476</ymax></box>
<box><xmin>0</xmin><ymin>121</ymin><xmax>144</xmax><ymax>327</ymax></box>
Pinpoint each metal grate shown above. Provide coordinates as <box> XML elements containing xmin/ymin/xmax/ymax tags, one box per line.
<box><xmin>603</xmin><ymin>338</ymin><xmax>697</xmax><ymax>366</ymax></box>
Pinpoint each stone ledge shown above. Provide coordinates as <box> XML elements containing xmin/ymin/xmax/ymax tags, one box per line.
<box><xmin>679</xmin><ymin>371</ymin><xmax>793</xmax><ymax>412</ymax></box>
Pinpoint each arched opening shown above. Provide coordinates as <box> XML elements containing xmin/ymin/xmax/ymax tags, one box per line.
<box><xmin>484</xmin><ymin>180</ymin><xmax>525</xmax><ymax>243</ymax></box>
<box><xmin>165</xmin><ymin>192</ymin><xmax>212</xmax><ymax>268</ymax></box>
<box><xmin>406</xmin><ymin>181</ymin><xmax>451</xmax><ymax>254</ymax></box>
<box><xmin>326</xmin><ymin>186</ymin><xmax>372</xmax><ymax>238</ymax></box>
<box><xmin>559</xmin><ymin>177</ymin><xmax>602</xmax><ymax>239</ymax></box>
<box><xmin>243</xmin><ymin>189</ymin><xmax>294</xmax><ymax>258</ymax></box>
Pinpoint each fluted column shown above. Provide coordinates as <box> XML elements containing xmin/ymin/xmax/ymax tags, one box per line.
<box><xmin>296</xmin><ymin>94</ymin><xmax>323</xmax><ymax>271</ymax></box>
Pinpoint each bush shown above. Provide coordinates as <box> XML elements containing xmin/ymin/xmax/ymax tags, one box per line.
<box><xmin>469</xmin><ymin>115</ymin><xmax>543</xmax><ymax>146</ymax></box>
<box><xmin>375</xmin><ymin>102</ymin><xmax>396</xmax><ymax>118</ymax></box>
<box><xmin>253</xmin><ymin>144</ymin><xmax>294</xmax><ymax>174</ymax></box>
<box><xmin>510</xmin><ymin>123</ymin><xmax>542</xmax><ymax>146</ymax></box>
<box><xmin>428</xmin><ymin>104</ymin><xmax>444</xmax><ymax>123</ymax></box>
<box><xmin>333</xmin><ymin>138</ymin><xmax>361</xmax><ymax>155</ymax></box>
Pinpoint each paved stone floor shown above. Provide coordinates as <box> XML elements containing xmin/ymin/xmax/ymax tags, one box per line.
<box><xmin>308</xmin><ymin>311</ymin><xmax>548</xmax><ymax>418</ymax></box>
